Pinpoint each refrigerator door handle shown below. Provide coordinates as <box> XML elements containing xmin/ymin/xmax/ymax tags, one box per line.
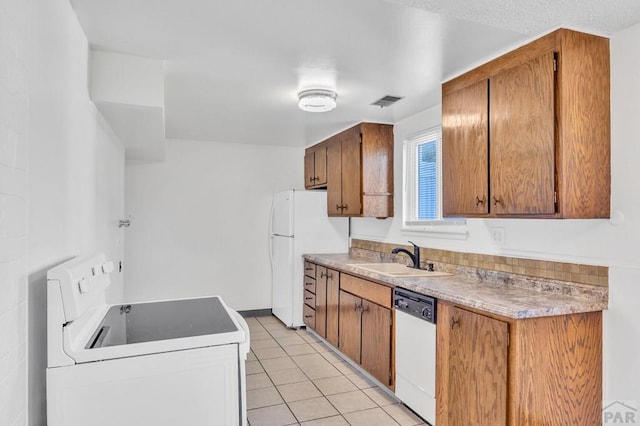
<box><xmin>268</xmin><ymin>235</ymin><xmax>275</xmax><ymax>269</ymax></box>
<box><xmin>268</xmin><ymin>195</ymin><xmax>275</xmax><ymax>270</ymax></box>
<box><xmin>268</xmin><ymin>196</ymin><xmax>276</xmax><ymax>236</ymax></box>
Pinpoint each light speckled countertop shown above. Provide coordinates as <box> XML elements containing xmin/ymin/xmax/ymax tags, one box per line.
<box><xmin>304</xmin><ymin>253</ymin><xmax>608</xmax><ymax>319</ymax></box>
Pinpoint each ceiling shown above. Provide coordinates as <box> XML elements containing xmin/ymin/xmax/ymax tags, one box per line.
<box><xmin>70</xmin><ymin>0</ymin><xmax>640</xmax><ymax>157</ymax></box>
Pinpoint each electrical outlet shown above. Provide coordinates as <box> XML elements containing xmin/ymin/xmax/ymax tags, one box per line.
<box><xmin>490</xmin><ymin>227</ymin><xmax>506</xmax><ymax>245</ymax></box>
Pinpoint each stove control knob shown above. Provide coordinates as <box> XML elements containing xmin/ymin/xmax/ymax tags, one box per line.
<box><xmin>421</xmin><ymin>307</ymin><xmax>432</xmax><ymax>318</ymax></box>
<box><xmin>102</xmin><ymin>261</ymin><xmax>115</xmax><ymax>274</ymax></box>
<box><xmin>78</xmin><ymin>277</ymin><xmax>91</xmax><ymax>294</ymax></box>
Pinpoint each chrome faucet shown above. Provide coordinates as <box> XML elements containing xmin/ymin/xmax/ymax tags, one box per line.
<box><xmin>391</xmin><ymin>241</ymin><xmax>421</xmax><ymax>269</ymax></box>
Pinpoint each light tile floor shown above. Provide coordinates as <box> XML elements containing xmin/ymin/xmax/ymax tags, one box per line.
<box><xmin>245</xmin><ymin>316</ymin><xmax>427</xmax><ymax>426</ymax></box>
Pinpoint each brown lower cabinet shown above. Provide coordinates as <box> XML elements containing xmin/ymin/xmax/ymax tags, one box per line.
<box><xmin>305</xmin><ymin>263</ymin><xmax>340</xmax><ymax>348</ymax></box>
<box><xmin>436</xmin><ymin>301</ymin><xmax>602</xmax><ymax>425</ymax></box>
<box><xmin>315</xmin><ymin>266</ymin><xmax>327</xmax><ymax>337</ymax></box>
<box><xmin>302</xmin><ymin>262</ymin><xmax>316</xmax><ymax>329</ymax></box>
<box><xmin>304</xmin><ymin>266</ymin><xmax>395</xmax><ymax>388</ymax></box>
<box><xmin>325</xmin><ymin>269</ymin><xmax>340</xmax><ymax>347</ymax></box>
<box><xmin>338</xmin><ymin>274</ymin><xmax>393</xmax><ymax>388</ymax></box>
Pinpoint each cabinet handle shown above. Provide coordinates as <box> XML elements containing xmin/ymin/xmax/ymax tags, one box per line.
<box><xmin>305</xmin><ymin>315</ymin><xmax>313</xmax><ymax>318</ymax></box>
<box><xmin>362</xmin><ymin>304</ymin><xmax>369</xmax><ymax>313</ymax></box>
<box><xmin>320</xmin><ymin>272</ymin><xmax>328</xmax><ymax>278</ymax></box>
<box><xmin>342</xmin><ymin>204</ymin><xmax>348</xmax><ymax>210</ymax></box>
<box><xmin>305</xmin><ymin>297</ymin><xmax>313</xmax><ymax>300</ymax></box>
<box><xmin>450</xmin><ymin>317</ymin><xmax>459</xmax><ymax>329</ymax></box>
<box><xmin>336</xmin><ymin>204</ymin><xmax>342</xmax><ymax>211</ymax></box>
<box><xmin>475</xmin><ymin>195</ymin><xmax>486</xmax><ymax>206</ymax></box>
<box><xmin>327</xmin><ymin>273</ymin><xmax>333</xmax><ymax>279</ymax></box>
<box><xmin>493</xmin><ymin>196</ymin><xmax>502</xmax><ymax>207</ymax></box>
<box><xmin>314</xmin><ymin>176</ymin><xmax>320</xmax><ymax>181</ymax></box>
<box><xmin>353</xmin><ymin>302</ymin><xmax>360</xmax><ymax>311</ymax></box>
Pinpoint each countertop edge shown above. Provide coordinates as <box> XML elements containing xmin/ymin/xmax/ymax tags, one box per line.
<box><xmin>304</xmin><ymin>253</ymin><xmax>608</xmax><ymax>320</ymax></box>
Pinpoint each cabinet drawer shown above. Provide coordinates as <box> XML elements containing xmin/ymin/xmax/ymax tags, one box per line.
<box><xmin>304</xmin><ymin>290</ymin><xmax>316</xmax><ymax>307</ymax></box>
<box><xmin>304</xmin><ymin>276</ymin><xmax>316</xmax><ymax>294</ymax></box>
<box><xmin>341</xmin><ymin>274</ymin><xmax>392</xmax><ymax>309</ymax></box>
<box><xmin>304</xmin><ymin>262</ymin><xmax>316</xmax><ymax>277</ymax></box>
<box><xmin>303</xmin><ymin>303</ymin><xmax>315</xmax><ymax>329</ymax></box>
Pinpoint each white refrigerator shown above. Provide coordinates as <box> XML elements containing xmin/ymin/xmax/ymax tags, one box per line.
<box><xmin>270</xmin><ymin>190</ymin><xmax>349</xmax><ymax>327</ymax></box>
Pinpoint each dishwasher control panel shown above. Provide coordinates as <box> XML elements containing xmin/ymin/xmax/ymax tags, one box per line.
<box><xmin>394</xmin><ymin>287</ymin><xmax>436</xmax><ymax>324</ymax></box>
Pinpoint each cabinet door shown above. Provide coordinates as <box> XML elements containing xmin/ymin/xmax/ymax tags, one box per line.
<box><xmin>360</xmin><ymin>300</ymin><xmax>391</xmax><ymax>386</ymax></box>
<box><xmin>439</xmin><ymin>304</ymin><xmax>508</xmax><ymax>426</ymax></box>
<box><xmin>340</xmin><ymin>135</ymin><xmax>362</xmax><ymax>216</ymax></box>
<box><xmin>325</xmin><ymin>269</ymin><xmax>340</xmax><ymax>347</ymax></box>
<box><xmin>315</xmin><ymin>266</ymin><xmax>327</xmax><ymax>338</ymax></box>
<box><xmin>327</xmin><ymin>139</ymin><xmax>343</xmax><ymax>216</ymax></box>
<box><xmin>314</xmin><ymin>145</ymin><xmax>327</xmax><ymax>186</ymax></box>
<box><xmin>442</xmin><ymin>80</ymin><xmax>489</xmax><ymax>216</ymax></box>
<box><xmin>304</xmin><ymin>149</ymin><xmax>315</xmax><ymax>188</ymax></box>
<box><xmin>338</xmin><ymin>291</ymin><xmax>362</xmax><ymax>364</ymax></box>
<box><xmin>490</xmin><ymin>52</ymin><xmax>556</xmax><ymax>215</ymax></box>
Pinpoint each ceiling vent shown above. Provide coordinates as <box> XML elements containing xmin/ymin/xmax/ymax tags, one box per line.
<box><xmin>371</xmin><ymin>95</ymin><xmax>404</xmax><ymax>108</ymax></box>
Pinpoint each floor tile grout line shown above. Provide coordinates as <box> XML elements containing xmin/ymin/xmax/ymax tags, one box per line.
<box><xmin>268</xmin><ymin>326</ymin><xmax>341</xmax><ymax>423</ymax></box>
<box><xmin>248</xmin><ymin>317</ymin><xmax>417</xmax><ymax>426</ymax></box>
<box><xmin>249</xmin><ymin>322</ymin><xmax>325</xmax><ymax>424</ymax></box>
<box><xmin>251</xmin><ymin>320</ymin><xmax>350</xmax><ymax>423</ymax></box>
<box><xmin>279</xmin><ymin>338</ymin><xmax>361</xmax><ymax>420</ymax></box>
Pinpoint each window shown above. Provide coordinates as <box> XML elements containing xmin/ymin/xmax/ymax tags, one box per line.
<box><xmin>417</xmin><ymin>140</ymin><xmax>438</xmax><ymax>220</ymax></box>
<box><xmin>403</xmin><ymin>126</ymin><xmax>465</xmax><ymax>231</ymax></box>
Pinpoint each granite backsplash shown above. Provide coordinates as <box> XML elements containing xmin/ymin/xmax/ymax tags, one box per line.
<box><xmin>349</xmin><ymin>238</ymin><xmax>608</xmax><ymax>300</ymax></box>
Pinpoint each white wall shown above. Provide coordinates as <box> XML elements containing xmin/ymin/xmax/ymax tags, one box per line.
<box><xmin>351</xmin><ymin>27</ymin><xmax>640</xmax><ymax>403</ymax></box>
<box><xmin>0</xmin><ymin>0</ymin><xmax>30</xmax><ymax>424</ymax></box>
<box><xmin>124</xmin><ymin>139</ymin><xmax>302</xmax><ymax>310</ymax></box>
<box><xmin>25</xmin><ymin>0</ymin><xmax>126</xmax><ymax>424</ymax></box>
<box><xmin>601</xmin><ymin>22</ymin><xmax>640</xmax><ymax>403</ymax></box>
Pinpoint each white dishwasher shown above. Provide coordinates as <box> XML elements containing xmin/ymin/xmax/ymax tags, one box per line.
<box><xmin>394</xmin><ymin>287</ymin><xmax>437</xmax><ymax>426</ymax></box>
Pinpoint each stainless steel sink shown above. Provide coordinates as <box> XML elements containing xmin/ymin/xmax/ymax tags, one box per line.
<box><xmin>347</xmin><ymin>263</ymin><xmax>452</xmax><ymax>278</ymax></box>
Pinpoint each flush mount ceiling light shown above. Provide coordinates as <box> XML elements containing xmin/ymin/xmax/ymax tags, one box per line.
<box><xmin>298</xmin><ymin>89</ymin><xmax>337</xmax><ymax>112</ymax></box>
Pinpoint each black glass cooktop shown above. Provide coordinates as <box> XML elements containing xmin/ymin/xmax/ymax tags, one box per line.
<box><xmin>86</xmin><ymin>297</ymin><xmax>238</xmax><ymax>349</ymax></box>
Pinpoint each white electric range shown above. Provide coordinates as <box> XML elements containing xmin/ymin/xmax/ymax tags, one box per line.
<box><xmin>46</xmin><ymin>253</ymin><xmax>250</xmax><ymax>426</ymax></box>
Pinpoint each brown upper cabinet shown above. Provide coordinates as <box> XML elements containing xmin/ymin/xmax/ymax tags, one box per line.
<box><xmin>304</xmin><ymin>144</ymin><xmax>327</xmax><ymax>189</ymax></box>
<box><xmin>442</xmin><ymin>29</ymin><xmax>610</xmax><ymax>218</ymax></box>
<box><xmin>324</xmin><ymin>122</ymin><xmax>394</xmax><ymax>218</ymax></box>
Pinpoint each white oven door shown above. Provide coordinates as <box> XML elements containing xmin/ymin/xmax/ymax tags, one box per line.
<box><xmin>47</xmin><ymin>344</ymin><xmax>242</xmax><ymax>426</ymax></box>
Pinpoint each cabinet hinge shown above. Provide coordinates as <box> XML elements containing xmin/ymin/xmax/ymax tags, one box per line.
<box><xmin>553</xmin><ymin>52</ymin><xmax>558</xmax><ymax>72</ymax></box>
<box><xmin>507</xmin><ymin>332</ymin><xmax>510</xmax><ymax>347</ymax></box>
<box><xmin>554</xmin><ymin>191</ymin><xmax>557</xmax><ymax>204</ymax></box>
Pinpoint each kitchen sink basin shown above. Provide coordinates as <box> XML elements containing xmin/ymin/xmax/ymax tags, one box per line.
<box><xmin>347</xmin><ymin>263</ymin><xmax>452</xmax><ymax>278</ymax></box>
